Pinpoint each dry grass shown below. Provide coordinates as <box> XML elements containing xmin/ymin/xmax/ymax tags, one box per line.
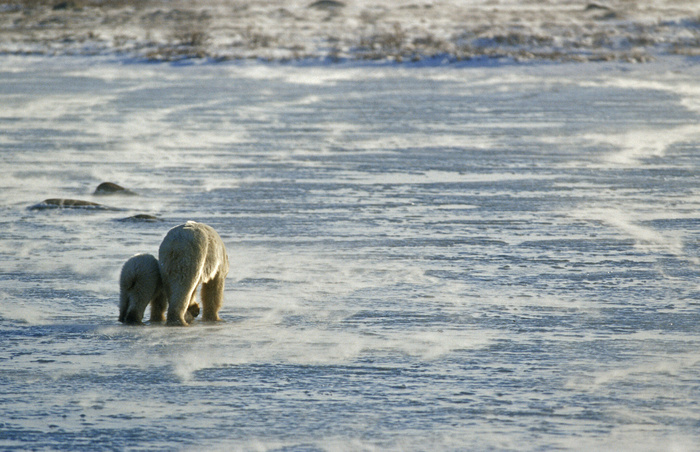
<box><xmin>0</xmin><ymin>0</ymin><xmax>154</xmax><ymax>9</ymax></box>
<box><xmin>144</xmin><ymin>26</ymin><xmax>211</xmax><ymax>61</ymax></box>
<box><xmin>357</xmin><ymin>23</ymin><xmax>407</xmax><ymax>60</ymax></box>
<box><xmin>172</xmin><ymin>29</ymin><xmax>210</xmax><ymax>48</ymax></box>
<box><xmin>0</xmin><ymin>0</ymin><xmax>699</xmax><ymax>62</ymax></box>
<box><xmin>240</xmin><ymin>26</ymin><xmax>276</xmax><ymax>49</ymax></box>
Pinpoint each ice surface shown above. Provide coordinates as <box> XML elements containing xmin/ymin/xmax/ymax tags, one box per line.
<box><xmin>1</xmin><ymin>55</ymin><xmax>700</xmax><ymax>450</ymax></box>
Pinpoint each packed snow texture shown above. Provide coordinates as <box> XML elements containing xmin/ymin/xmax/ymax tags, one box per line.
<box><xmin>1</xmin><ymin>55</ymin><xmax>700</xmax><ymax>450</ymax></box>
<box><xmin>0</xmin><ymin>0</ymin><xmax>699</xmax><ymax>62</ymax></box>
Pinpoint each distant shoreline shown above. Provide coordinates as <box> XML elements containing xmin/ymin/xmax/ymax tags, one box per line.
<box><xmin>1</xmin><ymin>0</ymin><xmax>699</xmax><ymax>64</ymax></box>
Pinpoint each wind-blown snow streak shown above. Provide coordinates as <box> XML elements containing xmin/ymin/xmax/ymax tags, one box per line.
<box><xmin>1</xmin><ymin>57</ymin><xmax>700</xmax><ymax>451</ymax></box>
<box><xmin>584</xmin><ymin>124</ymin><xmax>700</xmax><ymax>166</ymax></box>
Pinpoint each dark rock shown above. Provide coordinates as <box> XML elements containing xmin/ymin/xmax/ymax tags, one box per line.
<box><xmin>52</xmin><ymin>1</ymin><xmax>76</xmax><ymax>10</ymax></box>
<box><xmin>585</xmin><ymin>3</ymin><xmax>612</xmax><ymax>11</ymax></box>
<box><xmin>29</xmin><ymin>198</ymin><xmax>117</xmax><ymax>211</ymax></box>
<box><xmin>117</xmin><ymin>214</ymin><xmax>162</xmax><ymax>223</ymax></box>
<box><xmin>94</xmin><ymin>182</ymin><xmax>137</xmax><ymax>195</ymax></box>
<box><xmin>308</xmin><ymin>1</ymin><xmax>345</xmax><ymax>10</ymax></box>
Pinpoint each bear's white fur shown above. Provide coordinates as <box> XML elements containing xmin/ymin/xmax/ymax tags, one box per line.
<box><xmin>158</xmin><ymin>221</ymin><xmax>229</xmax><ymax>326</ymax></box>
<box><xmin>119</xmin><ymin>253</ymin><xmax>201</xmax><ymax>325</ymax></box>
<box><xmin>119</xmin><ymin>253</ymin><xmax>167</xmax><ymax>324</ymax></box>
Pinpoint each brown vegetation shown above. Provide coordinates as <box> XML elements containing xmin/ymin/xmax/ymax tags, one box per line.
<box><xmin>0</xmin><ymin>0</ymin><xmax>698</xmax><ymax>62</ymax></box>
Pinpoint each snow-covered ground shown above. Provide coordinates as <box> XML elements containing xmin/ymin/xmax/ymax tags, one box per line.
<box><xmin>1</xmin><ymin>55</ymin><xmax>700</xmax><ymax>450</ymax></box>
<box><xmin>0</xmin><ymin>0</ymin><xmax>699</xmax><ymax>62</ymax></box>
<box><xmin>1</xmin><ymin>0</ymin><xmax>700</xmax><ymax>450</ymax></box>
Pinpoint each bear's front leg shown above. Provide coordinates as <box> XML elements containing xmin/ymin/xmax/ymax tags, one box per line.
<box><xmin>166</xmin><ymin>312</ymin><xmax>189</xmax><ymax>326</ymax></box>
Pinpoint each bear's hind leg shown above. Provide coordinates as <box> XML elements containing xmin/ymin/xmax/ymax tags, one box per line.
<box><xmin>201</xmin><ymin>272</ymin><xmax>225</xmax><ymax>322</ymax></box>
<box><xmin>166</xmin><ymin>283</ymin><xmax>197</xmax><ymax>326</ymax></box>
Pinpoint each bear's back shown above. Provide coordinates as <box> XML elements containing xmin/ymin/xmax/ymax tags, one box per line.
<box><xmin>159</xmin><ymin>221</ymin><xmax>227</xmax><ymax>283</ymax></box>
<box><xmin>120</xmin><ymin>253</ymin><xmax>162</xmax><ymax>296</ymax></box>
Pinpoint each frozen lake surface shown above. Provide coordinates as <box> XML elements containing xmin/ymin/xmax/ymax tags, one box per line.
<box><xmin>1</xmin><ymin>56</ymin><xmax>700</xmax><ymax>450</ymax></box>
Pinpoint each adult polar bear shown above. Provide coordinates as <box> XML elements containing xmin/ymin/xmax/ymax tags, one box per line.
<box><xmin>159</xmin><ymin>221</ymin><xmax>229</xmax><ymax>326</ymax></box>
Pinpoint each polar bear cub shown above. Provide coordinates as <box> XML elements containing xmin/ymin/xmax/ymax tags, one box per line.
<box><xmin>119</xmin><ymin>253</ymin><xmax>168</xmax><ymax>324</ymax></box>
<box><xmin>159</xmin><ymin>221</ymin><xmax>229</xmax><ymax>326</ymax></box>
<box><xmin>119</xmin><ymin>253</ymin><xmax>200</xmax><ymax>325</ymax></box>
